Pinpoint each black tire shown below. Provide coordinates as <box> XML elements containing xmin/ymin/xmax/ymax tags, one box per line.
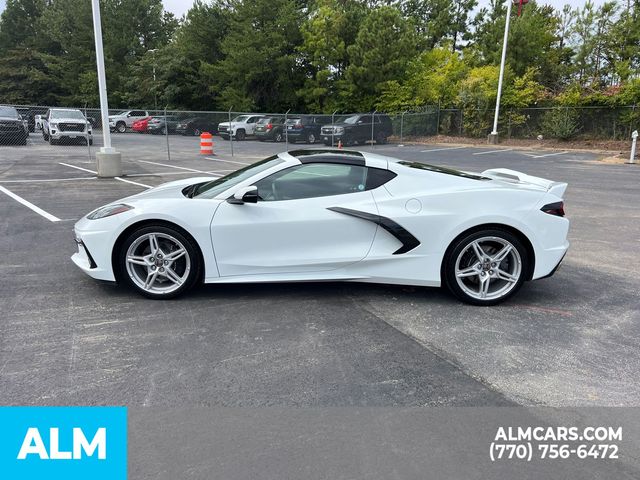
<box><xmin>236</xmin><ymin>129</ymin><xmax>246</xmax><ymax>141</ymax></box>
<box><xmin>117</xmin><ymin>224</ymin><xmax>202</xmax><ymax>299</ymax></box>
<box><xmin>275</xmin><ymin>132</ymin><xmax>283</xmax><ymax>142</ymax></box>
<box><xmin>307</xmin><ymin>133</ymin><xmax>316</xmax><ymax>144</ymax></box>
<box><xmin>116</xmin><ymin>121</ymin><xmax>126</xmax><ymax>133</ymax></box>
<box><xmin>193</xmin><ymin>128</ymin><xmax>201</xmax><ymax>136</ymax></box>
<box><xmin>375</xmin><ymin>131</ymin><xmax>387</xmax><ymax>145</ymax></box>
<box><xmin>43</xmin><ymin>131</ymin><xmax>49</xmax><ymax>141</ymax></box>
<box><xmin>49</xmin><ymin>137</ymin><xmax>57</xmax><ymax>146</ymax></box>
<box><xmin>442</xmin><ymin>228</ymin><xmax>528</xmax><ymax>306</ymax></box>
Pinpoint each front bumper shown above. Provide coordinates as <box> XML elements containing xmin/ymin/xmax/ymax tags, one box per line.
<box><xmin>71</xmin><ymin>224</ymin><xmax>116</xmax><ymax>281</ymax></box>
<box><xmin>50</xmin><ymin>130</ymin><xmax>92</xmax><ymax>140</ymax></box>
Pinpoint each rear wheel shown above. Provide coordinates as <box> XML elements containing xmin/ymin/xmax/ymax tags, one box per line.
<box><xmin>443</xmin><ymin>229</ymin><xmax>528</xmax><ymax>306</ymax></box>
<box><xmin>193</xmin><ymin>128</ymin><xmax>201</xmax><ymax>136</ymax></box>
<box><xmin>275</xmin><ymin>132</ymin><xmax>283</xmax><ymax>142</ymax></box>
<box><xmin>307</xmin><ymin>133</ymin><xmax>316</xmax><ymax>144</ymax></box>
<box><xmin>43</xmin><ymin>131</ymin><xmax>49</xmax><ymax>141</ymax></box>
<box><xmin>375</xmin><ymin>131</ymin><xmax>387</xmax><ymax>144</ymax></box>
<box><xmin>118</xmin><ymin>225</ymin><xmax>201</xmax><ymax>299</ymax></box>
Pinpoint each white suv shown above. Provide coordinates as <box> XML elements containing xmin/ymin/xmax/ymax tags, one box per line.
<box><xmin>43</xmin><ymin>109</ymin><xmax>93</xmax><ymax>145</ymax></box>
<box><xmin>217</xmin><ymin>115</ymin><xmax>264</xmax><ymax>140</ymax></box>
<box><xmin>108</xmin><ymin>110</ymin><xmax>149</xmax><ymax>133</ymax></box>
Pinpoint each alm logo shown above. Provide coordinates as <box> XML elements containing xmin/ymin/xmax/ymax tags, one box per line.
<box><xmin>17</xmin><ymin>427</ymin><xmax>106</xmax><ymax>460</ymax></box>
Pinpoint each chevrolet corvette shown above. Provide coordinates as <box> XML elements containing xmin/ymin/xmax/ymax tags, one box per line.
<box><xmin>72</xmin><ymin>149</ymin><xmax>569</xmax><ymax>305</ymax></box>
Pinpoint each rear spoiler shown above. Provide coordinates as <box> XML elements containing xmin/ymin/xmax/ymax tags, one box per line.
<box><xmin>481</xmin><ymin>168</ymin><xmax>567</xmax><ymax>198</ymax></box>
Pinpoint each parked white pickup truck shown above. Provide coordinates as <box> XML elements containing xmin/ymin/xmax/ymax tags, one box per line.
<box><xmin>42</xmin><ymin>108</ymin><xmax>93</xmax><ymax>145</ymax></box>
<box><xmin>217</xmin><ymin>114</ymin><xmax>264</xmax><ymax>140</ymax></box>
<box><xmin>108</xmin><ymin>110</ymin><xmax>149</xmax><ymax>133</ymax></box>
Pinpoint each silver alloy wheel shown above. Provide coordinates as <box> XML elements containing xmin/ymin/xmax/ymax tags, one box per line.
<box><xmin>125</xmin><ymin>232</ymin><xmax>191</xmax><ymax>295</ymax></box>
<box><xmin>117</xmin><ymin>122</ymin><xmax>126</xmax><ymax>133</ymax></box>
<box><xmin>308</xmin><ymin>133</ymin><xmax>315</xmax><ymax>144</ymax></box>
<box><xmin>454</xmin><ymin>236</ymin><xmax>522</xmax><ymax>301</ymax></box>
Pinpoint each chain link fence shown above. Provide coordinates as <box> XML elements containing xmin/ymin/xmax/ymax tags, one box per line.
<box><xmin>1</xmin><ymin>104</ymin><xmax>638</xmax><ymax>164</ymax></box>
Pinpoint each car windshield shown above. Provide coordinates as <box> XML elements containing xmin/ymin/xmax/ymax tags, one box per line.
<box><xmin>258</xmin><ymin>118</ymin><xmax>279</xmax><ymax>124</ymax></box>
<box><xmin>51</xmin><ymin>110</ymin><xmax>86</xmax><ymax>120</ymax></box>
<box><xmin>0</xmin><ymin>106</ymin><xmax>18</xmax><ymax>118</ymax></box>
<box><xmin>192</xmin><ymin>156</ymin><xmax>285</xmax><ymax>199</ymax></box>
<box><xmin>338</xmin><ymin>115</ymin><xmax>360</xmax><ymax>124</ymax></box>
<box><xmin>231</xmin><ymin>115</ymin><xmax>251</xmax><ymax>122</ymax></box>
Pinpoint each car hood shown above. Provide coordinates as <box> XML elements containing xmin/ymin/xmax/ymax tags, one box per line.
<box><xmin>123</xmin><ymin>176</ymin><xmax>216</xmax><ymax>202</ymax></box>
<box><xmin>51</xmin><ymin>117</ymin><xmax>88</xmax><ymax>123</ymax></box>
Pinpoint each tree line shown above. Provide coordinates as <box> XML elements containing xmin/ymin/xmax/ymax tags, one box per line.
<box><xmin>0</xmin><ymin>0</ymin><xmax>638</xmax><ymax>116</ymax></box>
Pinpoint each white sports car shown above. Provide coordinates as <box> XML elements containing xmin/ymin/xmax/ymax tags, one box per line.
<box><xmin>72</xmin><ymin>149</ymin><xmax>569</xmax><ymax>305</ymax></box>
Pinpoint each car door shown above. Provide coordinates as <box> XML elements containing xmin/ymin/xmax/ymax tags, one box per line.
<box><xmin>210</xmin><ymin>162</ymin><xmax>379</xmax><ymax>277</ymax></box>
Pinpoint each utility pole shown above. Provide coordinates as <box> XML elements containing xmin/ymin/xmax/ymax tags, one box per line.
<box><xmin>91</xmin><ymin>0</ymin><xmax>121</xmax><ymax>176</ymax></box>
<box><xmin>488</xmin><ymin>0</ymin><xmax>513</xmax><ymax>145</ymax></box>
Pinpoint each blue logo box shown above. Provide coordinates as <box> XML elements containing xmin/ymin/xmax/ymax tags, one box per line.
<box><xmin>0</xmin><ymin>406</ymin><xmax>127</xmax><ymax>480</ymax></box>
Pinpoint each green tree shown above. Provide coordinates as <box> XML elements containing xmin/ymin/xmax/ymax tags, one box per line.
<box><xmin>212</xmin><ymin>0</ymin><xmax>305</xmax><ymax>112</ymax></box>
<box><xmin>297</xmin><ymin>0</ymin><xmax>366</xmax><ymax>111</ymax></box>
<box><xmin>341</xmin><ymin>5</ymin><xmax>418</xmax><ymax>111</ymax></box>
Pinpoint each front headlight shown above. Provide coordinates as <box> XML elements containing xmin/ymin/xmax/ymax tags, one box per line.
<box><xmin>335</xmin><ymin>127</ymin><xmax>344</xmax><ymax>134</ymax></box>
<box><xmin>50</xmin><ymin>122</ymin><xmax>58</xmax><ymax>129</ymax></box>
<box><xmin>87</xmin><ymin>203</ymin><xmax>133</xmax><ymax>220</ymax></box>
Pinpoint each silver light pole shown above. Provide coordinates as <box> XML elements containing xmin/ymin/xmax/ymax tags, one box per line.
<box><xmin>91</xmin><ymin>0</ymin><xmax>121</xmax><ymax>176</ymax></box>
<box><xmin>489</xmin><ymin>0</ymin><xmax>513</xmax><ymax>144</ymax></box>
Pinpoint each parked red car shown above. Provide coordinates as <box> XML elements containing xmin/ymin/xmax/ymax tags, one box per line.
<box><xmin>132</xmin><ymin>116</ymin><xmax>152</xmax><ymax>133</ymax></box>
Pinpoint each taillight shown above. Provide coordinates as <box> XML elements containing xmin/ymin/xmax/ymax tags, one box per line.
<box><xmin>541</xmin><ymin>201</ymin><xmax>565</xmax><ymax>217</ymax></box>
<box><xmin>295</xmin><ymin>123</ymin><xmax>303</xmax><ymax>129</ymax></box>
<box><xmin>266</xmin><ymin>123</ymin><xmax>273</xmax><ymax>129</ymax></box>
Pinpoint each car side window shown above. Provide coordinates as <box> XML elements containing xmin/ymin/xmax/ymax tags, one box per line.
<box><xmin>255</xmin><ymin>163</ymin><xmax>367</xmax><ymax>201</ymax></box>
<box><xmin>254</xmin><ymin>163</ymin><xmax>396</xmax><ymax>202</ymax></box>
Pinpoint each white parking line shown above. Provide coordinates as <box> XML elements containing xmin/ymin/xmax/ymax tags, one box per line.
<box><xmin>0</xmin><ymin>177</ymin><xmax>96</xmax><ymax>183</ymax></box>
<box><xmin>59</xmin><ymin>162</ymin><xmax>96</xmax><ymax>174</ymax></box>
<box><xmin>115</xmin><ymin>177</ymin><xmax>152</xmax><ymax>189</ymax></box>
<box><xmin>0</xmin><ymin>185</ymin><xmax>61</xmax><ymax>222</ymax></box>
<box><xmin>138</xmin><ymin>160</ymin><xmax>214</xmax><ymax>174</ymax></box>
<box><xmin>473</xmin><ymin>148</ymin><xmax>513</xmax><ymax>155</ymax></box>
<box><xmin>419</xmin><ymin>146</ymin><xmax>466</xmax><ymax>153</ymax></box>
<box><xmin>531</xmin><ymin>151</ymin><xmax>569</xmax><ymax>158</ymax></box>
<box><xmin>205</xmin><ymin>157</ymin><xmax>251</xmax><ymax>165</ymax></box>
<box><xmin>59</xmin><ymin>162</ymin><xmax>151</xmax><ymax>188</ymax></box>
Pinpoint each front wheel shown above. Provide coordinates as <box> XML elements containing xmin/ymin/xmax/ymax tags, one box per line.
<box><xmin>443</xmin><ymin>229</ymin><xmax>528</xmax><ymax>305</ymax></box>
<box><xmin>118</xmin><ymin>225</ymin><xmax>202</xmax><ymax>299</ymax></box>
<box><xmin>116</xmin><ymin>121</ymin><xmax>126</xmax><ymax>133</ymax></box>
<box><xmin>235</xmin><ymin>129</ymin><xmax>246</xmax><ymax>141</ymax></box>
<box><xmin>307</xmin><ymin>133</ymin><xmax>316</xmax><ymax>144</ymax></box>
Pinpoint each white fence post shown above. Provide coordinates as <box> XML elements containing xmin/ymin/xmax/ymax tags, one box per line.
<box><xmin>628</xmin><ymin>130</ymin><xmax>638</xmax><ymax>164</ymax></box>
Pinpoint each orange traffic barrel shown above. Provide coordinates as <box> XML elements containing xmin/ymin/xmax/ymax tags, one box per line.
<box><xmin>200</xmin><ymin>132</ymin><xmax>214</xmax><ymax>155</ymax></box>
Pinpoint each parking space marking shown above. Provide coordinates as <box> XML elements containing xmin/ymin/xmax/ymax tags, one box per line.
<box><xmin>473</xmin><ymin>148</ymin><xmax>513</xmax><ymax>155</ymax></box>
<box><xmin>0</xmin><ymin>185</ymin><xmax>61</xmax><ymax>222</ymax></box>
<box><xmin>0</xmin><ymin>177</ymin><xmax>96</xmax><ymax>183</ymax></box>
<box><xmin>419</xmin><ymin>146</ymin><xmax>466</xmax><ymax>153</ymax></box>
<box><xmin>59</xmin><ymin>162</ymin><xmax>151</xmax><ymax>188</ymax></box>
<box><xmin>115</xmin><ymin>177</ymin><xmax>152</xmax><ymax>189</ymax></box>
<box><xmin>204</xmin><ymin>157</ymin><xmax>251</xmax><ymax>166</ymax></box>
<box><xmin>531</xmin><ymin>151</ymin><xmax>569</xmax><ymax>158</ymax></box>
<box><xmin>59</xmin><ymin>162</ymin><xmax>97</xmax><ymax>174</ymax></box>
<box><xmin>138</xmin><ymin>160</ymin><xmax>217</xmax><ymax>175</ymax></box>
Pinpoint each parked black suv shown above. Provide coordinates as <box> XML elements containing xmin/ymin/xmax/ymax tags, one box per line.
<box><xmin>285</xmin><ymin>115</ymin><xmax>331</xmax><ymax>144</ymax></box>
<box><xmin>321</xmin><ymin>114</ymin><xmax>393</xmax><ymax>146</ymax></box>
<box><xmin>255</xmin><ymin>116</ymin><xmax>285</xmax><ymax>142</ymax></box>
<box><xmin>0</xmin><ymin>106</ymin><xmax>28</xmax><ymax>145</ymax></box>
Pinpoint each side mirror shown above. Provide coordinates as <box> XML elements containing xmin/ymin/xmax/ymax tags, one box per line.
<box><xmin>227</xmin><ymin>186</ymin><xmax>258</xmax><ymax>205</ymax></box>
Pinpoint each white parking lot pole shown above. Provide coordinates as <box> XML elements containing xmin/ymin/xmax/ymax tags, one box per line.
<box><xmin>489</xmin><ymin>0</ymin><xmax>513</xmax><ymax>144</ymax></box>
<box><xmin>91</xmin><ymin>0</ymin><xmax>121</xmax><ymax>176</ymax></box>
<box><xmin>629</xmin><ymin>130</ymin><xmax>638</xmax><ymax>164</ymax></box>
